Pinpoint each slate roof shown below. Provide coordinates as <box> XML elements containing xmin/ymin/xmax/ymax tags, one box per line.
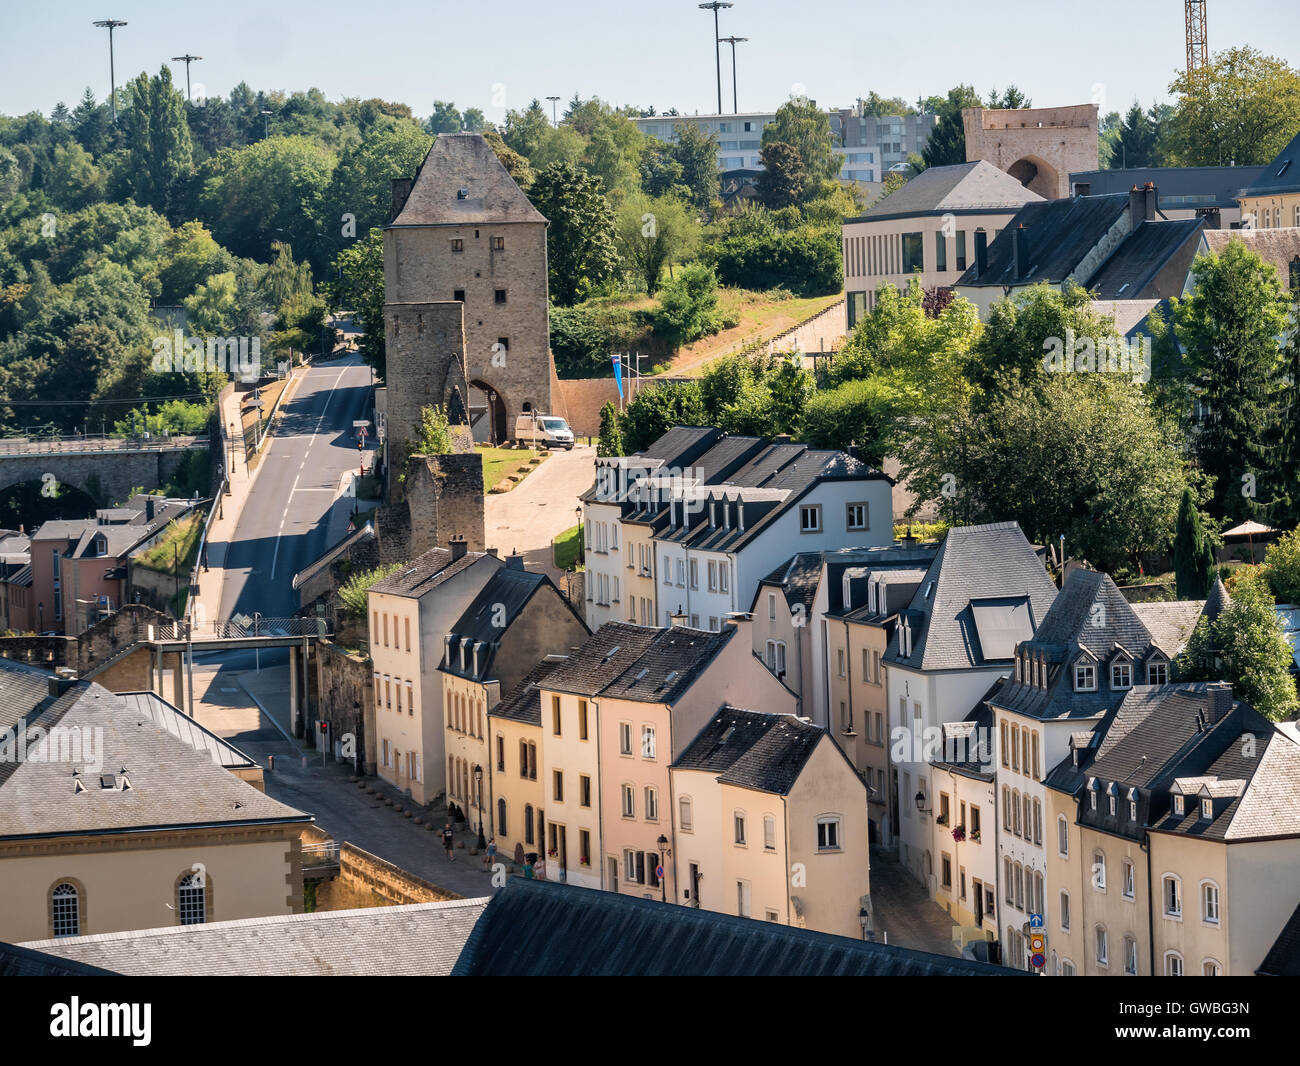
<box><xmin>849</xmin><ymin>160</ymin><xmax>1043</xmax><ymax>222</ymax></box>
<box><xmin>757</xmin><ymin>552</ymin><xmax>825</xmax><ymax>616</ymax></box>
<box><xmin>957</xmin><ymin>193</ymin><xmax>1131</xmax><ymax>287</ymax></box>
<box><xmin>439</xmin><ymin>564</ymin><xmax>570</xmax><ymax>683</ymax></box>
<box><xmin>1240</xmin><ymin>130</ymin><xmax>1300</xmax><ymax>198</ymax></box>
<box><xmin>1068</xmin><ymin>165</ymin><xmax>1267</xmax><ymax>209</ymax></box>
<box><xmin>31</xmin><ymin>496</ymin><xmax>197</xmax><ymax>563</ymax></box>
<box><xmin>0</xmin><ymin>941</ymin><xmax>118</xmax><ymax>976</ymax></box>
<box><xmin>0</xmin><ymin>656</ymin><xmax>57</xmax><ymax>730</ymax></box>
<box><xmin>0</xmin><ymin>662</ymin><xmax>309</xmax><ymax>840</ymax></box>
<box><xmin>117</xmin><ymin>691</ymin><xmax>258</xmax><ymax>771</ymax></box>
<box><xmin>1200</xmin><ymin>228</ymin><xmax>1300</xmax><ymax>290</ymax></box>
<box><xmin>450</xmin><ymin>878</ymin><xmax>1019</xmax><ymax>976</ymax></box>
<box><xmin>537</xmin><ymin>622</ymin><xmax>661</xmax><ymax>698</ymax></box>
<box><xmin>672</xmin><ymin>706</ymin><xmax>832</xmax><ymax>796</ymax></box>
<box><xmin>489</xmin><ymin>657</ymin><xmax>568</xmax><ymax>726</ymax></box>
<box><xmin>885</xmin><ymin>522</ymin><xmax>1057</xmax><ymax>673</ymax></box>
<box><xmin>1258</xmin><ymin>901</ymin><xmax>1300</xmax><ymax>976</ymax></box>
<box><xmin>989</xmin><ymin>569</ymin><xmax>1195</xmax><ymax>723</ymax></box>
<box><xmin>930</xmin><ymin>681</ymin><xmax>1000</xmax><ymax>780</ymax></box>
<box><xmin>1044</xmin><ymin>682</ymin><xmax>1300</xmax><ymax>844</ymax></box>
<box><xmin>1088</xmin><ymin>298</ymin><xmax>1163</xmax><ymax>339</ymax></box>
<box><xmin>367</xmin><ymin>546</ymin><xmax>496</xmax><ymax>599</ymax></box>
<box><xmin>1086</xmin><ymin>217</ymin><xmax>1204</xmax><ymax>300</ymax></box>
<box><xmin>389</xmin><ymin>133</ymin><xmax>546</xmax><ymax>228</ymax></box>
<box><xmin>20</xmin><ymin>897</ymin><xmax>490</xmax><ymax>976</ymax></box>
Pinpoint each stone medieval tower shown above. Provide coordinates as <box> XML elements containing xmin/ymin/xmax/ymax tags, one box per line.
<box><xmin>383</xmin><ymin>134</ymin><xmax>551</xmax><ymax>468</ymax></box>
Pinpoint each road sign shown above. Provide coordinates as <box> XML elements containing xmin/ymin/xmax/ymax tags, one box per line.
<box><xmin>352</xmin><ymin>420</ymin><xmax>371</xmax><ymax>428</ymax></box>
<box><xmin>656</xmin><ymin>865</ymin><xmax>664</xmax><ymax>880</ymax></box>
<box><xmin>1029</xmin><ymin>913</ymin><xmax>1044</xmax><ymax>930</ymax></box>
<box><xmin>1030</xmin><ymin>933</ymin><xmax>1046</xmax><ymax>955</ymax></box>
<box><xmin>1031</xmin><ymin>952</ymin><xmax>1045</xmax><ymax>968</ymax></box>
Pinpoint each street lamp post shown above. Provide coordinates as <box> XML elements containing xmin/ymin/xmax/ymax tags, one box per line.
<box><xmin>260</xmin><ymin>109</ymin><xmax>273</xmax><ymax>139</ymax></box>
<box><xmin>171</xmin><ymin>54</ymin><xmax>203</xmax><ymax>102</ymax></box>
<box><xmin>698</xmin><ymin>3</ymin><xmax>733</xmax><ymax>115</ymax></box>
<box><xmin>474</xmin><ymin>765</ymin><xmax>486</xmax><ymax>850</ymax></box>
<box><xmin>719</xmin><ymin>36</ymin><xmax>748</xmax><ymax>113</ymax></box>
<box><xmin>656</xmin><ymin>834</ymin><xmax>671</xmax><ymax>903</ymax></box>
<box><xmin>92</xmin><ymin>19</ymin><xmax>128</xmax><ymax>123</ymax></box>
<box><xmin>546</xmin><ymin>96</ymin><xmax>561</xmax><ymax>126</ymax></box>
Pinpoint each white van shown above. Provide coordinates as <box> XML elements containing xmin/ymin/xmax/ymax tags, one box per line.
<box><xmin>514</xmin><ymin>413</ymin><xmax>575</xmax><ymax>450</ymax></box>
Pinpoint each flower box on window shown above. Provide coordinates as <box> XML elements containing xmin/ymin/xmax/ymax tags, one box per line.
<box><xmin>951</xmin><ymin>825</ymin><xmax>966</xmax><ymax>843</ymax></box>
<box><xmin>935</xmin><ymin>814</ymin><xmax>948</xmax><ymax>826</ymax></box>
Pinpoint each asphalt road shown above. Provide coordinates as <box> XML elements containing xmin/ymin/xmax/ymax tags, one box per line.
<box><xmin>218</xmin><ymin>353</ymin><xmax>373</xmax><ymax>618</ymax></box>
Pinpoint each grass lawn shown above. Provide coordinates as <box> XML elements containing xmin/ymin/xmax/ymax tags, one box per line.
<box><xmin>478</xmin><ymin>445</ymin><xmax>540</xmax><ymax>492</ymax></box>
<box><xmin>553</xmin><ymin>524</ymin><xmax>584</xmax><ymax>571</ymax></box>
<box><xmin>134</xmin><ymin>513</ymin><xmax>203</xmax><ymax>574</ymax></box>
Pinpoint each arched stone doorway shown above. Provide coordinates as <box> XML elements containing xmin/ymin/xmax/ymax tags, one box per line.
<box><xmin>1007</xmin><ymin>155</ymin><xmax>1059</xmax><ymax>201</ymax></box>
<box><xmin>469</xmin><ymin>380</ymin><xmax>508</xmax><ymax>445</ymax></box>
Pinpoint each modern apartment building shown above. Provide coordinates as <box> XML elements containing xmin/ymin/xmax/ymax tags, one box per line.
<box><xmin>841</xmin><ymin>161</ymin><xmax>1042</xmax><ymax>327</ymax></box>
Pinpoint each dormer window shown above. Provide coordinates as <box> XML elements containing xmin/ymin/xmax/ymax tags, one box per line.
<box><xmin>1074</xmin><ymin>662</ymin><xmax>1097</xmax><ymax>692</ymax></box>
<box><xmin>1173</xmin><ymin>794</ymin><xmax>1185</xmax><ymax>816</ymax></box>
<box><xmin>1111</xmin><ymin>662</ymin><xmax>1131</xmax><ymax>690</ymax></box>
<box><xmin>1200</xmin><ymin>798</ymin><xmax>1212</xmax><ymax>820</ymax></box>
<box><xmin>1147</xmin><ymin>659</ymin><xmax>1168</xmax><ymax>685</ymax></box>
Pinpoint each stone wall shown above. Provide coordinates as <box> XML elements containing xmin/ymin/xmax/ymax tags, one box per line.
<box><xmin>549</xmin><ymin>371</ymin><xmax>644</xmax><ymax>439</ymax></box>
<box><xmin>0</xmin><ymin>446</ymin><xmax>201</xmax><ymax>508</ymax></box>
<box><xmin>315</xmin><ymin>639</ymin><xmax>376</xmax><ymax>775</ymax></box>
<box><xmin>0</xmin><ymin>603</ymin><xmax>174</xmax><ymax>675</ymax></box>
<box><xmin>376</xmin><ymin>452</ymin><xmax>485</xmax><ymax>564</ymax></box>
<box><xmin>962</xmin><ymin>104</ymin><xmax>1098</xmax><ymax>201</ymax></box>
<box><xmin>311</xmin><ymin>840</ymin><xmax>462</xmax><ymax>910</ymax></box>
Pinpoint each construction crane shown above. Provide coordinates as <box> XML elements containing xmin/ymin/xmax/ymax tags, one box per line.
<box><xmin>1185</xmin><ymin>0</ymin><xmax>1208</xmax><ymax>73</ymax></box>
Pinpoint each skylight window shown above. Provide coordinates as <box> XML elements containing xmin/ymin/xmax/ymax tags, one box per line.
<box><xmin>1278</xmin><ymin>159</ymin><xmax>1292</xmax><ymax>178</ymax></box>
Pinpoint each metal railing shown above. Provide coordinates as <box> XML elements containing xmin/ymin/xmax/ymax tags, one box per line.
<box><xmin>0</xmin><ymin>433</ymin><xmax>208</xmax><ymax>455</ymax></box>
<box><xmin>153</xmin><ymin>616</ymin><xmax>333</xmax><ymax>642</ymax></box>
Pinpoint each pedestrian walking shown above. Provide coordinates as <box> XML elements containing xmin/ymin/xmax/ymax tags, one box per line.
<box><xmin>442</xmin><ymin>823</ymin><xmax>455</xmax><ymax>860</ymax></box>
<box><xmin>523</xmin><ymin>857</ymin><xmax>534</xmax><ymax>879</ymax></box>
<box><xmin>484</xmin><ymin>837</ymin><xmax>497</xmax><ymax>867</ymax></box>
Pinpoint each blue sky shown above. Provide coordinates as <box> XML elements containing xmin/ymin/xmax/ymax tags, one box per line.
<box><xmin>3</xmin><ymin>0</ymin><xmax>1297</xmax><ymax>120</ymax></box>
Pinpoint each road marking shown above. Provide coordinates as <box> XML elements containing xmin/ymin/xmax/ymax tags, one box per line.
<box><xmin>268</xmin><ymin>368</ymin><xmax>350</xmax><ymax>580</ymax></box>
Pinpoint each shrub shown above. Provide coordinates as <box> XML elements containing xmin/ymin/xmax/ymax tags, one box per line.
<box><xmin>339</xmin><ymin>562</ymin><xmax>405</xmax><ymax>620</ymax></box>
<box><xmin>651</xmin><ymin>264</ymin><xmax>721</xmax><ymax>351</ymax></box>
<box><xmin>705</xmin><ymin>227</ymin><xmax>842</xmax><ymax>296</ymax></box>
<box><xmin>1265</xmin><ymin>525</ymin><xmax>1300</xmax><ymax>604</ymax></box>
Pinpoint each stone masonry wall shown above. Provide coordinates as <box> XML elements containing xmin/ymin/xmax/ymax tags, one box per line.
<box><xmin>962</xmin><ymin>104</ymin><xmax>1098</xmax><ymax>201</ymax></box>
<box><xmin>376</xmin><ymin>452</ymin><xmax>485</xmax><ymax>563</ymax></box>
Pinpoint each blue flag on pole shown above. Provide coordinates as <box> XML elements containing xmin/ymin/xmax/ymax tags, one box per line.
<box><xmin>612</xmin><ymin>353</ymin><xmax>624</xmax><ymax>400</ymax></box>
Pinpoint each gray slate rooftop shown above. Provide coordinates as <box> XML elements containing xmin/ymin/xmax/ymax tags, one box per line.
<box><xmin>850</xmin><ymin>160</ymin><xmax>1043</xmax><ymax>222</ymax></box>
<box><xmin>390</xmin><ymin>133</ymin><xmax>546</xmax><ymax>227</ymax></box>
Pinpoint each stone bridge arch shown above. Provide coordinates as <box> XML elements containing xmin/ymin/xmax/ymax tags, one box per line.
<box><xmin>1006</xmin><ymin>154</ymin><xmax>1060</xmax><ymax>201</ymax></box>
<box><xmin>0</xmin><ymin>445</ymin><xmax>202</xmax><ymax>509</ymax></box>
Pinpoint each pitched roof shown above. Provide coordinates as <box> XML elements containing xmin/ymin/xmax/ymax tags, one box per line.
<box><xmin>1085</xmin><ymin>217</ymin><xmax>1204</xmax><ymax>300</ymax></box>
<box><xmin>1200</xmin><ymin>228</ymin><xmax>1300</xmax><ymax>290</ymax></box>
<box><xmin>1240</xmin><ymin>130</ymin><xmax>1300</xmax><ymax>198</ymax></box>
<box><xmin>0</xmin><ymin>941</ymin><xmax>119</xmax><ymax>976</ymax></box>
<box><xmin>597</xmin><ymin>625</ymin><xmax>735</xmax><ymax>704</ymax></box>
<box><xmin>1258</xmin><ymin>901</ymin><xmax>1300</xmax><ymax>976</ymax></box>
<box><xmin>0</xmin><ymin>662</ymin><xmax>309</xmax><ymax>840</ymax></box>
<box><xmin>367</xmin><ymin>546</ymin><xmax>497</xmax><ymax>598</ymax></box>
<box><xmin>117</xmin><ymin>691</ymin><xmax>258</xmax><ymax>771</ymax></box>
<box><xmin>1132</xmin><ymin>599</ymin><xmax>1203</xmax><ymax>654</ymax></box>
<box><xmin>20</xmin><ymin>897</ymin><xmax>489</xmax><ymax>976</ymax></box>
<box><xmin>851</xmin><ymin>160</ymin><xmax>1043</xmax><ymax>222</ymax></box>
<box><xmin>450</xmin><ymin>878</ymin><xmax>1020</xmax><ymax>976</ymax></box>
<box><xmin>439</xmin><ymin>564</ymin><xmax>559</xmax><ymax>682</ymax></box>
<box><xmin>489</xmin><ymin>656</ymin><xmax>568</xmax><ymax>726</ymax></box>
<box><xmin>537</xmin><ymin>623</ymin><xmax>661</xmax><ymax>697</ymax></box>
<box><xmin>672</xmin><ymin>705</ymin><xmax>835</xmax><ymax>796</ymax></box>
<box><xmin>1068</xmin><ymin>164</ymin><xmax>1267</xmax><ymax>209</ymax></box>
<box><xmin>389</xmin><ymin>133</ymin><xmax>546</xmax><ymax>227</ymax></box>
<box><xmin>886</xmin><ymin>522</ymin><xmax>1057</xmax><ymax>673</ymax></box>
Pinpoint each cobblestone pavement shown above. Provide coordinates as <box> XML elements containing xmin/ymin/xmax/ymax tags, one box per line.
<box><xmin>868</xmin><ymin>847</ymin><xmax>961</xmax><ymax>957</ymax></box>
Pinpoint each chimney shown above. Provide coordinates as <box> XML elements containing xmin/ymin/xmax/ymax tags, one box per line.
<box><xmin>1205</xmin><ymin>681</ymin><xmax>1233</xmax><ymax>723</ymax></box>
<box><xmin>390</xmin><ymin>177</ymin><xmax>413</xmax><ymax>220</ymax></box>
<box><xmin>670</xmin><ymin>606</ymin><xmax>688</xmax><ymax>628</ymax></box>
<box><xmin>1143</xmin><ymin>181</ymin><xmax>1157</xmax><ymax>222</ymax></box>
<box><xmin>48</xmin><ymin>674</ymin><xmax>76</xmax><ymax>698</ymax></box>
<box><xmin>1128</xmin><ymin>184</ymin><xmax>1143</xmax><ymax>230</ymax></box>
<box><xmin>506</xmin><ymin>552</ymin><xmax>524</xmax><ymax>571</ymax></box>
<box><xmin>1012</xmin><ymin>225</ymin><xmax>1029</xmax><ymax>279</ymax></box>
<box><xmin>449</xmin><ymin>535</ymin><xmax>468</xmax><ymax>561</ymax></box>
<box><xmin>486</xmin><ymin>547</ymin><xmax>499</xmax><ymax>558</ymax></box>
<box><xmin>974</xmin><ymin>229</ymin><xmax>988</xmax><ymax>278</ymax></box>
<box><xmin>145</xmin><ymin>498</ymin><xmax>155</xmax><ymax>521</ymax></box>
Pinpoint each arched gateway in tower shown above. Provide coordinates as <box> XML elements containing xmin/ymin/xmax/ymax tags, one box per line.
<box><xmin>382</xmin><ymin>134</ymin><xmax>552</xmax><ymax>468</ymax></box>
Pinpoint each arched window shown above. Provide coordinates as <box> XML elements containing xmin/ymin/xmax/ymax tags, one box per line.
<box><xmin>1095</xmin><ymin>924</ymin><xmax>1109</xmax><ymax>967</ymax></box>
<box><xmin>524</xmin><ymin>804</ymin><xmax>535</xmax><ymax>845</ymax></box>
<box><xmin>679</xmin><ymin>795</ymin><xmax>693</xmax><ymax>832</ymax></box>
<box><xmin>1163</xmin><ymin>874</ymin><xmax>1182</xmax><ymax>917</ymax></box>
<box><xmin>1031</xmin><ymin>797</ymin><xmax>1041</xmax><ymax>844</ymax></box>
<box><xmin>1093</xmin><ymin>850</ymin><xmax>1107</xmax><ymax>892</ymax></box>
<box><xmin>1057</xmin><ymin>814</ymin><xmax>1069</xmax><ymax>857</ymax></box>
<box><xmin>1033</xmin><ymin>870</ymin><xmax>1045</xmax><ymax>916</ymax></box>
<box><xmin>1202</xmin><ymin>958</ymin><xmax>1222</xmax><ymax>976</ymax></box>
<box><xmin>1012</xmin><ymin>789</ymin><xmax>1021</xmax><ymax>836</ymax></box>
<box><xmin>1124</xmin><ymin>935</ymin><xmax>1138</xmax><ymax>975</ymax></box>
<box><xmin>177</xmin><ymin>870</ymin><xmax>207</xmax><ymax>925</ymax></box>
<box><xmin>50</xmin><ymin>881</ymin><xmax>80</xmax><ymax>938</ymax></box>
<box><xmin>1165</xmin><ymin>951</ymin><xmax>1184</xmax><ymax>976</ymax></box>
<box><xmin>497</xmin><ymin>798</ymin><xmax>507</xmax><ymax>837</ymax></box>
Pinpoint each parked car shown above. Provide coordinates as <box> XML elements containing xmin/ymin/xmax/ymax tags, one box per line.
<box><xmin>514</xmin><ymin>413</ymin><xmax>574</xmax><ymax>450</ymax></box>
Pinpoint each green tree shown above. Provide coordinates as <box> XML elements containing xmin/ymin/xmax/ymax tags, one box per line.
<box><xmin>921</xmin><ymin>85</ymin><xmax>983</xmax><ymax>168</ymax></box>
<box><xmin>1173</xmin><ymin>487</ymin><xmax>1216</xmax><ymax>598</ymax></box>
<box><xmin>1274</xmin><ymin>287</ymin><xmax>1300</xmax><ymax>525</ymax></box>
<box><xmin>482</xmin><ymin>129</ymin><xmax>535</xmax><ymax>191</ymax></box>
<box><xmin>45</xmin><ymin>142</ymin><xmax>107</xmax><ymax>211</ymax></box>
<box><xmin>425</xmin><ymin>101</ymin><xmax>464</xmax><ymax>134</ymax></box>
<box><xmin>1110</xmin><ymin>102</ymin><xmax>1162</xmax><ymax>168</ymax></box>
<box><xmin>800</xmin><ymin>376</ymin><xmax>907</xmax><ymax>464</ymax></box>
<box><xmin>1265</xmin><ymin>525</ymin><xmax>1300</xmax><ymax>605</ymax></box>
<box><xmin>1162</xmin><ymin>241</ymin><xmax>1289</xmax><ymax>520</ymax></box>
<box><xmin>1175</xmin><ymin>568</ymin><xmax>1298</xmax><ymax>721</ymax></box>
<box><xmin>613</xmin><ymin>192</ymin><xmax>701</xmax><ymax>294</ymax></box>
<box><xmin>528</xmin><ymin>163</ymin><xmax>619</xmax><ymax>305</ymax></box>
<box><xmin>597</xmin><ymin>401</ymin><xmax>625</xmax><ymax>457</ymax></box>
<box><xmin>761</xmin><ymin>97</ymin><xmax>839</xmax><ymax>182</ymax></box>
<box><xmin>339</xmin><ymin>562</ymin><xmax>405</xmax><ymax>619</ymax></box>
<box><xmin>324</xmin><ymin>122</ymin><xmax>432</xmax><ymax>258</ymax></box>
<box><xmin>620</xmin><ymin>381</ymin><xmax>707</xmax><ymax>452</ymax></box>
<box><xmin>652</xmin><ymin>264</ymin><xmax>720</xmax><ymax>350</ymax></box>
<box><xmin>118</xmin><ymin>66</ymin><xmax>194</xmax><ymax>218</ymax></box>
<box><xmin>1164</xmin><ymin>46</ymin><xmax>1300</xmax><ymax>166</ymax></box>
<box><xmin>668</xmin><ymin>122</ymin><xmax>720</xmax><ymax>210</ymax></box>
<box><xmin>756</xmin><ymin>142</ymin><xmax>808</xmax><ymax>209</ymax></box>
<box><xmin>329</xmin><ymin>227</ymin><xmax>385</xmax><ymax>376</ymax></box>
<box><xmin>985</xmin><ymin>85</ymin><xmax>1032</xmax><ymax>110</ymax></box>
<box><xmin>859</xmin><ymin>92</ymin><xmax>916</xmax><ymax>117</ymax></box>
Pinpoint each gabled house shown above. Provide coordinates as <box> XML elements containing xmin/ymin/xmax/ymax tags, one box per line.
<box><xmin>1236</xmin><ymin>129</ymin><xmax>1300</xmax><ymax>235</ymax></box>
<box><xmin>670</xmin><ymin>706</ymin><xmax>869</xmax><ymax>939</ymax></box>
<box><xmin>1045</xmin><ymin>682</ymin><xmax>1300</xmax><ymax>976</ymax></box>
<box><xmin>440</xmin><ymin>557</ymin><xmax>588</xmax><ymax>840</ymax></box>
<box><xmin>885</xmin><ymin>522</ymin><xmax>1057</xmax><ymax>892</ymax></box>
<box><xmin>953</xmin><ymin>185</ymin><xmax>1205</xmax><ymax>319</ymax></box>
<box><xmin>989</xmin><ymin>567</ymin><xmax>1205</xmax><ymax>969</ymax></box>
